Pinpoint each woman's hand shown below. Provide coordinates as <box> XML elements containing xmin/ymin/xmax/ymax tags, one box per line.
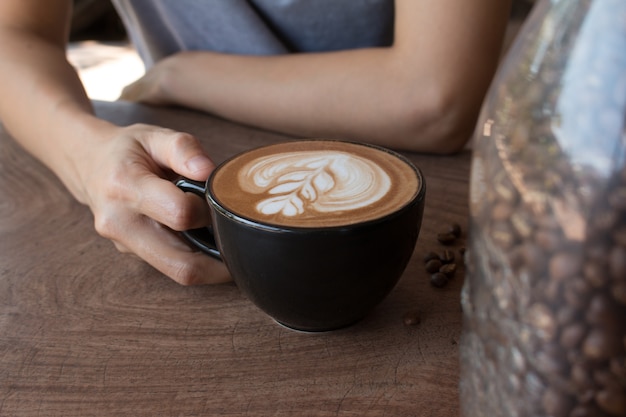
<box><xmin>120</xmin><ymin>56</ymin><xmax>177</xmax><ymax>105</ymax></box>
<box><xmin>0</xmin><ymin>1</ymin><xmax>229</xmax><ymax>285</ymax></box>
<box><xmin>74</xmin><ymin>123</ymin><xmax>231</xmax><ymax>285</ymax></box>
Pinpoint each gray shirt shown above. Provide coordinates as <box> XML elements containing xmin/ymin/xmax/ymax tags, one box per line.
<box><xmin>111</xmin><ymin>0</ymin><xmax>395</xmax><ymax>67</ymax></box>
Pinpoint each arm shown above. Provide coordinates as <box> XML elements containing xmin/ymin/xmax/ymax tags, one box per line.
<box><xmin>122</xmin><ymin>0</ymin><xmax>512</xmax><ymax>154</ymax></box>
<box><xmin>0</xmin><ymin>0</ymin><xmax>230</xmax><ymax>285</ymax></box>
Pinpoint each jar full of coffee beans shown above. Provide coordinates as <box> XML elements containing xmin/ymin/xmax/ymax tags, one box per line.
<box><xmin>460</xmin><ymin>1</ymin><xmax>626</xmax><ymax>416</ymax></box>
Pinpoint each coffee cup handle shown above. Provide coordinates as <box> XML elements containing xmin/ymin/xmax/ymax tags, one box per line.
<box><xmin>175</xmin><ymin>178</ymin><xmax>222</xmax><ymax>260</ymax></box>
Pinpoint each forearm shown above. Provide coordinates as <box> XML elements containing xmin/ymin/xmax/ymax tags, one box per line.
<box><xmin>0</xmin><ymin>28</ymin><xmax>116</xmax><ymax>201</ymax></box>
<box><xmin>159</xmin><ymin>49</ymin><xmax>447</xmax><ymax>152</ymax></box>
<box><xmin>0</xmin><ymin>1</ymin><xmax>234</xmax><ymax>285</ymax></box>
<box><xmin>140</xmin><ymin>0</ymin><xmax>510</xmax><ymax>154</ymax></box>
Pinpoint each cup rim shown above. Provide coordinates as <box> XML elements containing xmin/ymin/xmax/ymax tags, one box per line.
<box><xmin>206</xmin><ymin>139</ymin><xmax>426</xmax><ymax>232</ymax></box>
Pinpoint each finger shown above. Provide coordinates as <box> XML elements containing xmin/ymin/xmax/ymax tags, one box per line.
<box><xmin>134</xmin><ymin>174</ymin><xmax>211</xmax><ymax>231</ymax></box>
<box><xmin>119</xmin><ymin>78</ymin><xmax>143</xmax><ymax>102</ymax></box>
<box><xmin>119</xmin><ymin>86</ymin><xmax>134</xmax><ymax>102</ymax></box>
<box><xmin>138</xmin><ymin>129</ymin><xmax>215</xmax><ymax>181</ymax></box>
<box><xmin>115</xmin><ymin>215</ymin><xmax>231</xmax><ymax>285</ymax></box>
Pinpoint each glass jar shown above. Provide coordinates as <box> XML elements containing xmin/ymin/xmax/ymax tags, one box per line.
<box><xmin>460</xmin><ymin>1</ymin><xmax>626</xmax><ymax>416</ymax></box>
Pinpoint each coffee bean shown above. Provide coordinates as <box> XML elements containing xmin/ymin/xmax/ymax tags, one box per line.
<box><xmin>556</xmin><ymin>305</ymin><xmax>578</xmax><ymax>326</ymax></box>
<box><xmin>403</xmin><ymin>310</ymin><xmax>421</xmax><ymax>326</ymax></box>
<box><xmin>571</xmin><ymin>363</ymin><xmax>593</xmax><ymax>391</ymax></box>
<box><xmin>524</xmin><ymin>371</ymin><xmax>545</xmax><ymax>403</ymax></box>
<box><xmin>510</xmin><ymin>346</ymin><xmax>527</xmax><ymax>373</ymax></box>
<box><xmin>608</xmin><ymin>186</ymin><xmax>626</xmax><ymax>210</ymax></box>
<box><xmin>536</xmin><ymin>344</ymin><xmax>568</xmax><ymax>375</ymax></box>
<box><xmin>560</xmin><ymin>323</ymin><xmax>586</xmax><ymax>349</ymax></box>
<box><xmin>439</xmin><ymin>263</ymin><xmax>457</xmax><ymax>278</ymax></box>
<box><xmin>492</xmin><ymin>202</ymin><xmax>514</xmax><ymax>221</ymax></box>
<box><xmin>542</xmin><ymin>388</ymin><xmax>574</xmax><ymax>417</ymax></box>
<box><xmin>511</xmin><ymin>211</ymin><xmax>533</xmax><ymax>239</ymax></box>
<box><xmin>596</xmin><ymin>387</ymin><xmax>626</xmax><ymax>416</ymax></box>
<box><xmin>611</xmin><ymin>283</ymin><xmax>626</xmax><ymax>305</ymax></box>
<box><xmin>460</xmin><ymin>39</ymin><xmax>626</xmax><ymax>414</ymax></box>
<box><xmin>489</xmin><ymin>221</ymin><xmax>515</xmax><ymax>249</ymax></box>
<box><xmin>587</xmin><ymin>243</ymin><xmax>611</xmax><ymax>263</ymax></box>
<box><xmin>425</xmin><ymin>258</ymin><xmax>442</xmax><ymax>273</ymax></box>
<box><xmin>593</xmin><ymin>369</ymin><xmax>623</xmax><ymax>391</ymax></box>
<box><xmin>440</xmin><ymin>249</ymin><xmax>455</xmax><ymax>264</ymax></box>
<box><xmin>569</xmin><ymin>404</ymin><xmax>604</xmax><ymax>417</ymax></box>
<box><xmin>493</xmin><ymin>173</ymin><xmax>517</xmax><ymax>203</ymax></box>
<box><xmin>609</xmin><ymin>246</ymin><xmax>626</xmax><ymax>280</ymax></box>
<box><xmin>614</xmin><ymin>226</ymin><xmax>626</xmax><ymax>246</ymax></box>
<box><xmin>430</xmin><ymin>272</ymin><xmax>449</xmax><ymax>288</ymax></box>
<box><xmin>526</xmin><ymin>303</ymin><xmax>557</xmax><ymax>341</ymax></box>
<box><xmin>423</xmin><ymin>251</ymin><xmax>440</xmax><ymax>263</ymax></box>
<box><xmin>535</xmin><ymin>228</ymin><xmax>563</xmax><ymax>251</ymax></box>
<box><xmin>542</xmin><ymin>280</ymin><xmax>561</xmax><ymax>302</ymax></box>
<box><xmin>563</xmin><ymin>277</ymin><xmax>592</xmax><ymax>309</ymax></box>
<box><xmin>592</xmin><ymin>210</ymin><xmax>619</xmax><ymax>232</ymax></box>
<box><xmin>437</xmin><ymin>232</ymin><xmax>457</xmax><ymax>245</ymax></box>
<box><xmin>584</xmin><ymin>261</ymin><xmax>609</xmax><ymax>288</ymax></box>
<box><xmin>583</xmin><ymin>328</ymin><xmax>623</xmax><ymax>360</ymax></box>
<box><xmin>586</xmin><ymin>294</ymin><xmax>618</xmax><ymax>326</ymax></box>
<box><xmin>609</xmin><ymin>357</ymin><xmax>626</xmax><ymax>379</ymax></box>
<box><xmin>549</xmin><ymin>251</ymin><xmax>582</xmax><ymax>281</ymax></box>
<box><xmin>448</xmin><ymin>223</ymin><xmax>462</xmax><ymax>238</ymax></box>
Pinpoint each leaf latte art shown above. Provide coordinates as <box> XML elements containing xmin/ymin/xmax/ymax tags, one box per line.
<box><xmin>210</xmin><ymin>141</ymin><xmax>420</xmax><ymax>228</ymax></box>
<box><xmin>239</xmin><ymin>151</ymin><xmax>391</xmax><ymax>217</ymax></box>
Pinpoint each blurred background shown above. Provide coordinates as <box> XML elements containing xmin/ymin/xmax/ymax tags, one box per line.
<box><xmin>67</xmin><ymin>0</ymin><xmax>142</xmax><ymax>101</ymax></box>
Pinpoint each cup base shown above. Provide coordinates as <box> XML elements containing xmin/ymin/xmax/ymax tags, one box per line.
<box><xmin>273</xmin><ymin>317</ymin><xmax>362</xmax><ymax>333</ymax></box>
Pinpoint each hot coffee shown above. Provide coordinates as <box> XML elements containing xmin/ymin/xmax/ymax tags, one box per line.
<box><xmin>177</xmin><ymin>139</ymin><xmax>426</xmax><ymax>330</ymax></box>
<box><xmin>210</xmin><ymin>140</ymin><xmax>420</xmax><ymax>228</ymax></box>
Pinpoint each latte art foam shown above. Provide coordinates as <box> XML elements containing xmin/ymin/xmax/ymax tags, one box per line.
<box><xmin>239</xmin><ymin>151</ymin><xmax>391</xmax><ymax>217</ymax></box>
<box><xmin>210</xmin><ymin>141</ymin><xmax>420</xmax><ymax>228</ymax></box>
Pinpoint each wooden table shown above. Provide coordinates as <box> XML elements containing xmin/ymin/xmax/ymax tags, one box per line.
<box><xmin>0</xmin><ymin>101</ymin><xmax>472</xmax><ymax>416</ymax></box>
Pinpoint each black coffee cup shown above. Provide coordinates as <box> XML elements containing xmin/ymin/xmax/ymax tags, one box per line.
<box><xmin>177</xmin><ymin>140</ymin><xmax>426</xmax><ymax>331</ymax></box>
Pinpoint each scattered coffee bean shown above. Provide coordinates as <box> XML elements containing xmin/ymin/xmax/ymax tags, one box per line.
<box><xmin>423</xmin><ymin>251</ymin><xmax>440</xmax><ymax>263</ymax></box>
<box><xmin>403</xmin><ymin>310</ymin><xmax>421</xmax><ymax>326</ymax></box>
<box><xmin>425</xmin><ymin>258</ymin><xmax>443</xmax><ymax>273</ymax></box>
<box><xmin>439</xmin><ymin>263</ymin><xmax>457</xmax><ymax>278</ymax></box>
<box><xmin>449</xmin><ymin>223</ymin><xmax>462</xmax><ymax>238</ymax></box>
<box><xmin>430</xmin><ymin>272</ymin><xmax>449</xmax><ymax>288</ymax></box>
<box><xmin>437</xmin><ymin>232</ymin><xmax>457</xmax><ymax>245</ymax></box>
<box><xmin>440</xmin><ymin>249</ymin><xmax>455</xmax><ymax>264</ymax></box>
<box><xmin>421</xmin><ymin>223</ymin><xmax>464</xmax><ymax>290</ymax></box>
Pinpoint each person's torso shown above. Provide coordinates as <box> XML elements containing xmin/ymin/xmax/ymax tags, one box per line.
<box><xmin>111</xmin><ymin>0</ymin><xmax>395</xmax><ymax>67</ymax></box>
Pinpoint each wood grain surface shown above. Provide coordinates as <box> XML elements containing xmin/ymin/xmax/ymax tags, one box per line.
<box><xmin>0</xmin><ymin>101</ymin><xmax>471</xmax><ymax>417</ymax></box>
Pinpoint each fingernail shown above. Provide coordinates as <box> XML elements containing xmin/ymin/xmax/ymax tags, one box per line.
<box><xmin>186</xmin><ymin>155</ymin><xmax>213</xmax><ymax>174</ymax></box>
